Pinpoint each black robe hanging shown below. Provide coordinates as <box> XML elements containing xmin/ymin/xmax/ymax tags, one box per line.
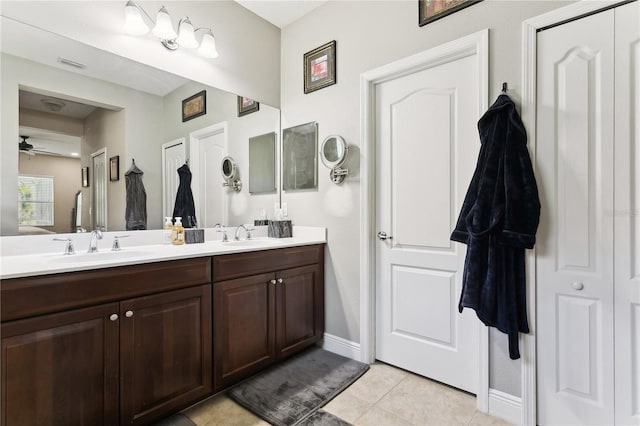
<box><xmin>172</xmin><ymin>163</ymin><xmax>197</xmax><ymax>228</ymax></box>
<box><xmin>450</xmin><ymin>94</ymin><xmax>540</xmax><ymax>360</ymax></box>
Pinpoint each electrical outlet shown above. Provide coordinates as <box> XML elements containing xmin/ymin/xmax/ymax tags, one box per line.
<box><xmin>281</xmin><ymin>202</ymin><xmax>288</xmax><ymax>217</ymax></box>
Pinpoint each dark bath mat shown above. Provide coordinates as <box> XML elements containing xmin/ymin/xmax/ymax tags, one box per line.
<box><xmin>152</xmin><ymin>413</ymin><xmax>197</xmax><ymax>426</ymax></box>
<box><xmin>298</xmin><ymin>409</ymin><xmax>353</xmax><ymax>426</ymax></box>
<box><xmin>227</xmin><ymin>346</ymin><xmax>369</xmax><ymax>426</ymax></box>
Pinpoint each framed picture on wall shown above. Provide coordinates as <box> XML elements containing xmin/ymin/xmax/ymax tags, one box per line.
<box><xmin>303</xmin><ymin>40</ymin><xmax>336</xmax><ymax>94</ymax></box>
<box><xmin>109</xmin><ymin>156</ymin><xmax>120</xmax><ymax>181</ymax></box>
<box><xmin>182</xmin><ymin>90</ymin><xmax>206</xmax><ymax>122</ymax></box>
<box><xmin>418</xmin><ymin>0</ymin><xmax>483</xmax><ymax>26</ymax></box>
<box><xmin>81</xmin><ymin>167</ymin><xmax>89</xmax><ymax>187</ymax></box>
<box><xmin>237</xmin><ymin>96</ymin><xmax>260</xmax><ymax>117</ymax></box>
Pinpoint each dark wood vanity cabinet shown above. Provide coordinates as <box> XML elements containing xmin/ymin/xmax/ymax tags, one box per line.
<box><xmin>0</xmin><ymin>258</ymin><xmax>212</xmax><ymax>426</ymax></box>
<box><xmin>212</xmin><ymin>244</ymin><xmax>324</xmax><ymax>391</ymax></box>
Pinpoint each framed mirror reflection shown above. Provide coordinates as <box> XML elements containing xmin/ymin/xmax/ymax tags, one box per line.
<box><xmin>282</xmin><ymin>122</ymin><xmax>318</xmax><ymax>191</ymax></box>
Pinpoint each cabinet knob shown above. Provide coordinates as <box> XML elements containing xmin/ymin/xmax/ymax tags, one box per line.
<box><xmin>571</xmin><ymin>282</ymin><xmax>584</xmax><ymax>291</ymax></box>
<box><xmin>277</xmin><ymin>278</ymin><xmax>284</xmax><ymax>284</ymax></box>
<box><xmin>270</xmin><ymin>279</ymin><xmax>277</xmax><ymax>285</ymax></box>
<box><xmin>125</xmin><ymin>310</ymin><xmax>134</xmax><ymax>318</ymax></box>
<box><xmin>109</xmin><ymin>313</ymin><xmax>118</xmax><ymax>322</ymax></box>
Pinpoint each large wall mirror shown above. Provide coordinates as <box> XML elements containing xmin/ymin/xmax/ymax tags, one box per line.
<box><xmin>1</xmin><ymin>17</ymin><xmax>280</xmax><ymax>236</ymax></box>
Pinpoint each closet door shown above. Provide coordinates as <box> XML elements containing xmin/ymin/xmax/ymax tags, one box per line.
<box><xmin>536</xmin><ymin>10</ymin><xmax>615</xmax><ymax>425</ymax></box>
<box><xmin>614</xmin><ymin>3</ymin><xmax>640</xmax><ymax>425</ymax></box>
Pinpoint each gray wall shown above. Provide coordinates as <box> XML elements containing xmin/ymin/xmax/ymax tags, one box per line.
<box><xmin>162</xmin><ymin>81</ymin><xmax>281</xmax><ymax>227</ymax></box>
<box><xmin>0</xmin><ymin>1</ymin><xmax>282</xmax><ymax>107</ymax></box>
<box><xmin>280</xmin><ymin>0</ymin><xmax>574</xmax><ymax>397</ymax></box>
<box><xmin>1</xmin><ymin>54</ymin><xmax>163</xmax><ymax>234</ymax></box>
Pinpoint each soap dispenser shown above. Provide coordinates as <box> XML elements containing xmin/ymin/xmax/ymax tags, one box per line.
<box><xmin>172</xmin><ymin>217</ymin><xmax>185</xmax><ymax>245</ymax></box>
<box><xmin>163</xmin><ymin>217</ymin><xmax>173</xmax><ymax>244</ymax></box>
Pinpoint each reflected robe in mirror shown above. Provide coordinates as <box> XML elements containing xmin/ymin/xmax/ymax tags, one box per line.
<box><xmin>172</xmin><ymin>164</ymin><xmax>197</xmax><ymax>228</ymax></box>
<box><xmin>125</xmin><ymin>162</ymin><xmax>147</xmax><ymax>230</ymax></box>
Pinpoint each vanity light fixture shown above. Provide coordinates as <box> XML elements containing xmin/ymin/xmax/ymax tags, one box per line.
<box><xmin>123</xmin><ymin>1</ymin><xmax>219</xmax><ymax>58</ymax></box>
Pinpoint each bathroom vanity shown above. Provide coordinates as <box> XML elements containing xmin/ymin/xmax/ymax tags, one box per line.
<box><xmin>0</xmin><ymin>230</ymin><xmax>325</xmax><ymax>425</ymax></box>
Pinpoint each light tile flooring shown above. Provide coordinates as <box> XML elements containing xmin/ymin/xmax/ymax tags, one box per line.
<box><xmin>183</xmin><ymin>362</ymin><xmax>510</xmax><ymax>426</ymax></box>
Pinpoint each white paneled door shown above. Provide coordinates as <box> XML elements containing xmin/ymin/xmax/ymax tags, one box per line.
<box><xmin>375</xmin><ymin>52</ymin><xmax>481</xmax><ymax>393</ymax></box>
<box><xmin>190</xmin><ymin>123</ymin><xmax>227</xmax><ymax>228</ymax></box>
<box><xmin>537</xmin><ymin>3</ymin><xmax>639</xmax><ymax>424</ymax></box>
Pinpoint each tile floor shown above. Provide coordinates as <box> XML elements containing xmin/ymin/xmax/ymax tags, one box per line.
<box><xmin>183</xmin><ymin>362</ymin><xmax>510</xmax><ymax>426</ymax></box>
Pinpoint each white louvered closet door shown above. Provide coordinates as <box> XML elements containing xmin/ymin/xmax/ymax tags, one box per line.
<box><xmin>537</xmin><ymin>2</ymin><xmax>640</xmax><ymax>424</ymax></box>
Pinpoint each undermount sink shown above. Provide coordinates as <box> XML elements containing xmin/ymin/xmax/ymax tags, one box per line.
<box><xmin>47</xmin><ymin>250</ymin><xmax>149</xmax><ymax>263</ymax></box>
<box><xmin>221</xmin><ymin>239</ymin><xmax>282</xmax><ymax>247</ymax></box>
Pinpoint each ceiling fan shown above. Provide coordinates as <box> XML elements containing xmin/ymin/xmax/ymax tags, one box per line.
<box><xmin>18</xmin><ymin>135</ymin><xmax>61</xmax><ymax>156</ymax></box>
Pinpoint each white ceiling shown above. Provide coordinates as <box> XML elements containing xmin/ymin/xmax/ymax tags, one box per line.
<box><xmin>234</xmin><ymin>0</ymin><xmax>327</xmax><ymax>28</ymax></box>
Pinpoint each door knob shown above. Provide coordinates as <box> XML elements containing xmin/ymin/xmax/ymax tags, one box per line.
<box><xmin>571</xmin><ymin>282</ymin><xmax>584</xmax><ymax>290</ymax></box>
<box><xmin>377</xmin><ymin>231</ymin><xmax>392</xmax><ymax>241</ymax></box>
<box><xmin>109</xmin><ymin>314</ymin><xmax>118</xmax><ymax>322</ymax></box>
<box><xmin>125</xmin><ymin>310</ymin><xmax>134</xmax><ymax>318</ymax></box>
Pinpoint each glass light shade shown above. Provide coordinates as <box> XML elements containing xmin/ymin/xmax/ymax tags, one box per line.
<box><xmin>152</xmin><ymin>6</ymin><xmax>177</xmax><ymax>40</ymax></box>
<box><xmin>176</xmin><ymin>18</ymin><xmax>198</xmax><ymax>48</ymax></box>
<box><xmin>198</xmin><ymin>31</ymin><xmax>219</xmax><ymax>58</ymax></box>
<box><xmin>124</xmin><ymin>2</ymin><xmax>149</xmax><ymax>35</ymax></box>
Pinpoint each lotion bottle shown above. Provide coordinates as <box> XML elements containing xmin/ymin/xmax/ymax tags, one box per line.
<box><xmin>172</xmin><ymin>217</ymin><xmax>185</xmax><ymax>245</ymax></box>
<box><xmin>163</xmin><ymin>217</ymin><xmax>173</xmax><ymax>244</ymax></box>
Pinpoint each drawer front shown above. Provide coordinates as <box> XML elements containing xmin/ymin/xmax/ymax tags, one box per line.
<box><xmin>213</xmin><ymin>244</ymin><xmax>324</xmax><ymax>282</ymax></box>
<box><xmin>1</xmin><ymin>257</ymin><xmax>211</xmax><ymax>322</ymax></box>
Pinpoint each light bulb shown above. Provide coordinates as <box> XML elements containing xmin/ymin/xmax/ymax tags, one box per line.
<box><xmin>152</xmin><ymin>6</ymin><xmax>177</xmax><ymax>40</ymax></box>
<box><xmin>198</xmin><ymin>31</ymin><xmax>219</xmax><ymax>58</ymax></box>
<box><xmin>124</xmin><ymin>1</ymin><xmax>149</xmax><ymax>35</ymax></box>
<box><xmin>176</xmin><ymin>18</ymin><xmax>198</xmax><ymax>48</ymax></box>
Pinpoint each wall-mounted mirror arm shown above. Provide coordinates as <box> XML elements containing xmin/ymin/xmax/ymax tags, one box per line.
<box><xmin>320</xmin><ymin>135</ymin><xmax>349</xmax><ymax>184</ymax></box>
<box><xmin>221</xmin><ymin>156</ymin><xmax>242</xmax><ymax>192</ymax></box>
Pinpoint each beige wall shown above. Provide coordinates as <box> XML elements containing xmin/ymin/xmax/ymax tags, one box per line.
<box><xmin>19</xmin><ymin>108</ymin><xmax>83</xmax><ymax>136</ymax></box>
<box><xmin>18</xmin><ymin>152</ymin><xmax>81</xmax><ymax>233</ymax></box>
<box><xmin>280</xmin><ymin>0</ymin><xmax>575</xmax><ymax>396</ymax></box>
<box><xmin>83</xmin><ymin>108</ymin><xmax>126</xmax><ymax>231</ymax></box>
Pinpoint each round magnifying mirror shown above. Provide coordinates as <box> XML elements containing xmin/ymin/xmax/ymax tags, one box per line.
<box><xmin>320</xmin><ymin>135</ymin><xmax>348</xmax><ymax>168</ymax></box>
<box><xmin>221</xmin><ymin>156</ymin><xmax>237</xmax><ymax>181</ymax></box>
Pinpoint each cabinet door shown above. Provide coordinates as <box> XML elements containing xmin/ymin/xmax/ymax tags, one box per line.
<box><xmin>1</xmin><ymin>303</ymin><xmax>120</xmax><ymax>426</ymax></box>
<box><xmin>120</xmin><ymin>285</ymin><xmax>212</xmax><ymax>426</ymax></box>
<box><xmin>276</xmin><ymin>264</ymin><xmax>324</xmax><ymax>359</ymax></box>
<box><xmin>213</xmin><ymin>272</ymin><xmax>276</xmax><ymax>391</ymax></box>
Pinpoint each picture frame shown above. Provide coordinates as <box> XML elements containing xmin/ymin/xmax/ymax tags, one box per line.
<box><xmin>303</xmin><ymin>40</ymin><xmax>336</xmax><ymax>94</ymax></box>
<box><xmin>237</xmin><ymin>96</ymin><xmax>260</xmax><ymax>117</ymax></box>
<box><xmin>182</xmin><ymin>90</ymin><xmax>206</xmax><ymax>122</ymax></box>
<box><xmin>109</xmin><ymin>156</ymin><xmax>120</xmax><ymax>182</ymax></box>
<box><xmin>81</xmin><ymin>167</ymin><xmax>89</xmax><ymax>188</ymax></box>
<box><xmin>418</xmin><ymin>0</ymin><xmax>483</xmax><ymax>26</ymax></box>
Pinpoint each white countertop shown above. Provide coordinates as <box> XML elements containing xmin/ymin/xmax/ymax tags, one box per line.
<box><xmin>0</xmin><ymin>226</ymin><xmax>326</xmax><ymax>279</ymax></box>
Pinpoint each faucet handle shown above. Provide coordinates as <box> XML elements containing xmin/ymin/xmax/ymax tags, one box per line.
<box><xmin>53</xmin><ymin>238</ymin><xmax>75</xmax><ymax>255</ymax></box>
<box><xmin>112</xmin><ymin>235</ymin><xmax>130</xmax><ymax>251</ymax></box>
<box><xmin>216</xmin><ymin>228</ymin><xmax>229</xmax><ymax>242</ymax></box>
<box><xmin>244</xmin><ymin>224</ymin><xmax>255</xmax><ymax>240</ymax></box>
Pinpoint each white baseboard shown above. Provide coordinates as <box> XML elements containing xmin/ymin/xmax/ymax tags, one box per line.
<box><xmin>488</xmin><ymin>388</ymin><xmax>522</xmax><ymax>425</ymax></box>
<box><xmin>321</xmin><ymin>333</ymin><xmax>362</xmax><ymax>361</ymax></box>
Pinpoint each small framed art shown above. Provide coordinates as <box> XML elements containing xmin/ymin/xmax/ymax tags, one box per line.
<box><xmin>238</xmin><ymin>96</ymin><xmax>260</xmax><ymax>117</ymax></box>
<box><xmin>182</xmin><ymin>90</ymin><xmax>206</xmax><ymax>122</ymax></box>
<box><xmin>303</xmin><ymin>40</ymin><xmax>336</xmax><ymax>94</ymax></box>
<box><xmin>109</xmin><ymin>156</ymin><xmax>120</xmax><ymax>181</ymax></box>
<box><xmin>419</xmin><ymin>0</ymin><xmax>483</xmax><ymax>26</ymax></box>
<box><xmin>81</xmin><ymin>167</ymin><xmax>89</xmax><ymax>187</ymax></box>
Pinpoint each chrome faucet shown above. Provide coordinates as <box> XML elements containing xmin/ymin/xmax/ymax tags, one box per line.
<box><xmin>88</xmin><ymin>228</ymin><xmax>103</xmax><ymax>253</ymax></box>
<box><xmin>234</xmin><ymin>224</ymin><xmax>254</xmax><ymax>241</ymax></box>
